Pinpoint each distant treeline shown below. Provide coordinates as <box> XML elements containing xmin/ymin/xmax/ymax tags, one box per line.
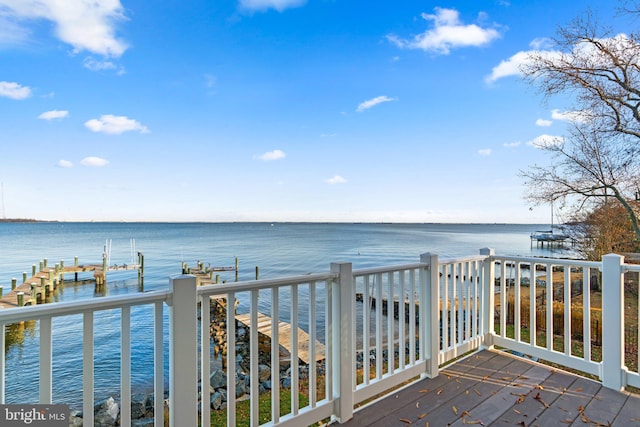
<box><xmin>0</xmin><ymin>218</ymin><xmax>43</xmax><ymax>223</ymax></box>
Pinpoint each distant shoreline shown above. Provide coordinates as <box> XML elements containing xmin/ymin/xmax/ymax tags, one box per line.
<box><xmin>0</xmin><ymin>219</ymin><xmax>548</xmax><ymax>226</ymax></box>
<box><xmin>0</xmin><ymin>218</ymin><xmax>52</xmax><ymax>223</ymax></box>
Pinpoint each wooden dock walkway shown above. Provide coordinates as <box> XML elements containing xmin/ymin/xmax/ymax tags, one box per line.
<box><xmin>339</xmin><ymin>349</ymin><xmax>640</xmax><ymax>426</ymax></box>
<box><xmin>0</xmin><ymin>258</ymin><xmax>141</xmax><ymax>309</ymax></box>
<box><xmin>235</xmin><ymin>312</ymin><xmax>326</xmax><ymax>365</ymax></box>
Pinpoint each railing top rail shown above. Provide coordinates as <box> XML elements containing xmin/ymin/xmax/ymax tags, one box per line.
<box><xmin>0</xmin><ymin>290</ymin><xmax>171</xmax><ymax>324</ymax></box>
<box><xmin>623</xmin><ymin>263</ymin><xmax>640</xmax><ymax>273</ymax></box>
<box><xmin>351</xmin><ymin>255</ymin><xmax>490</xmax><ymax>277</ymax></box>
<box><xmin>196</xmin><ymin>271</ymin><xmax>337</xmax><ymax>297</ymax></box>
<box><xmin>438</xmin><ymin>255</ymin><xmax>490</xmax><ymax>264</ymax></box>
<box><xmin>352</xmin><ymin>262</ymin><xmax>425</xmax><ymax>277</ymax></box>
<box><xmin>491</xmin><ymin>254</ymin><xmax>601</xmax><ymax>269</ymax></box>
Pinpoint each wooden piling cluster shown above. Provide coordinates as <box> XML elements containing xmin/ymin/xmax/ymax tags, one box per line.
<box><xmin>0</xmin><ymin>253</ymin><xmax>144</xmax><ymax>309</ymax></box>
<box><xmin>181</xmin><ymin>258</ymin><xmax>239</xmax><ymax>285</ymax></box>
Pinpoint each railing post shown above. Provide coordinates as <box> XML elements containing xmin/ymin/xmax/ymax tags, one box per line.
<box><xmin>168</xmin><ymin>275</ymin><xmax>198</xmax><ymax>427</ymax></box>
<box><xmin>330</xmin><ymin>262</ymin><xmax>354</xmax><ymax>424</ymax></box>
<box><xmin>601</xmin><ymin>253</ymin><xmax>625</xmax><ymax>391</ymax></box>
<box><xmin>479</xmin><ymin>248</ymin><xmax>495</xmax><ymax>349</ymax></box>
<box><xmin>420</xmin><ymin>253</ymin><xmax>440</xmax><ymax>377</ymax></box>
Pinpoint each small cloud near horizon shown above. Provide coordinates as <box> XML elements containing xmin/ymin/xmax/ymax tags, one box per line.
<box><xmin>503</xmin><ymin>141</ymin><xmax>521</xmax><ymax>148</ymax></box>
<box><xmin>0</xmin><ymin>81</ymin><xmax>32</xmax><ymax>99</ymax></box>
<box><xmin>356</xmin><ymin>96</ymin><xmax>397</xmax><ymax>112</ymax></box>
<box><xmin>85</xmin><ymin>115</ymin><xmax>149</xmax><ymax>134</ymax></box>
<box><xmin>80</xmin><ymin>156</ymin><xmax>109</xmax><ymax>167</ymax></box>
<box><xmin>326</xmin><ymin>175</ymin><xmax>347</xmax><ymax>184</ymax></box>
<box><xmin>256</xmin><ymin>149</ymin><xmax>286</xmax><ymax>161</ymax></box>
<box><xmin>478</xmin><ymin>148</ymin><xmax>492</xmax><ymax>156</ymax></box>
<box><xmin>57</xmin><ymin>159</ymin><xmax>73</xmax><ymax>168</ymax></box>
<box><xmin>39</xmin><ymin>110</ymin><xmax>69</xmax><ymax>120</ymax></box>
<box><xmin>535</xmin><ymin>118</ymin><xmax>552</xmax><ymax>127</ymax></box>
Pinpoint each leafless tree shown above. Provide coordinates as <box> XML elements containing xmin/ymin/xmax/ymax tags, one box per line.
<box><xmin>520</xmin><ymin>4</ymin><xmax>640</xmax><ymax>243</ymax></box>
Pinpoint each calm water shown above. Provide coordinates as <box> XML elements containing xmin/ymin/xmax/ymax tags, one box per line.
<box><xmin>0</xmin><ymin>222</ymin><xmax>568</xmax><ymax>407</ymax></box>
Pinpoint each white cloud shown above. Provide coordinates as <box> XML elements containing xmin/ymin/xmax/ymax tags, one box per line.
<box><xmin>478</xmin><ymin>148</ymin><xmax>492</xmax><ymax>156</ymax></box>
<box><xmin>80</xmin><ymin>156</ymin><xmax>109</xmax><ymax>167</ymax></box>
<box><xmin>536</xmin><ymin>118</ymin><xmax>552</xmax><ymax>127</ymax></box>
<box><xmin>239</xmin><ymin>0</ymin><xmax>305</xmax><ymax>12</ymax></box>
<box><xmin>551</xmin><ymin>108</ymin><xmax>589</xmax><ymax>123</ymax></box>
<box><xmin>83</xmin><ymin>57</ymin><xmax>125</xmax><ymax>75</ymax></box>
<box><xmin>503</xmin><ymin>141</ymin><xmax>521</xmax><ymax>148</ymax></box>
<box><xmin>257</xmin><ymin>149</ymin><xmax>286</xmax><ymax>161</ymax></box>
<box><xmin>0</xmin><ymin>81</ymin><xmax>32</xmax><ymax>99</ymax></box>
<box><xmin>527</xmin><ymin>134</ymin><xmax>564</xmax><ymax>149</ymax></box>
<box><xmin>85</xmin><ymin>115</ymin><xmax>149</xmax><ymax>135</ymax></box>
<box><xmin>356</xmin><ymin>96</ymin><xmax>397</xmax><ymax>112</ymax></box>
<box><xmin>326</xmin><ymin>175</ymin><xmax>347</xmax><ymax>184</ymax></box>
<box><xmin>38</xmin><ymin>109</ymin><xmax>69</xmax><ymax>120</ymax></box>
<box><xmin>387</xmin><ymin>7</ymin><xmax>501</xmax><ymax>55</ymax></box>
<box><xmin>57</xmin><ymin>159</ymin><xmax>73</xmax><ymax>168</ymax></box>
<box><xmin>0</xmin><ymin>0</ymin><xmax>128</xmax><ymax>57</ymax></box>
<box><xmin>485</xmin><ymin>51</ymin><xmax>531</xmax><ymax>83</ymax></box>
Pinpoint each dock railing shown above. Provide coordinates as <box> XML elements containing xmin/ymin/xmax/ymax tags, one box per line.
<box><xmin>0</xmin><ymin>250</ymin><xmax>638</xmax><ymax>426</ymax></box>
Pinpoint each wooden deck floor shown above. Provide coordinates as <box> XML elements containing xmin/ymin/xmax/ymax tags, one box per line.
<box><xmin>339</xmin><ymin>349</ymin><xmax>640</xmax><ymax>426</ymax></box>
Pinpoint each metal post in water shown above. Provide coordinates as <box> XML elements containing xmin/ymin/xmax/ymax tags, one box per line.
<box><xmin>11</xmin><ymin>278</ymin><xmax>16</xmax><ymax>290</ymax></box>
<box><xmin>255</xmin><ymin>266</ymin><xmax>259</xmax><ymax>280</ymax></box>
<box><xmin>74</xmin><ymin>256</ymin><xmax>78</xmax><ymax>267</ymax></box>
<box><xmin>32</xmin><ymin>265</ymin><xmax>36</xmax><ymax>276</ymax></box>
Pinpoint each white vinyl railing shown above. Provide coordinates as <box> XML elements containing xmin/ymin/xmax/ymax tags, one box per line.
<box><xmin>0</xmin><ymin>250</ymin><xmax>638</xmax><ymax>426</ymax></box>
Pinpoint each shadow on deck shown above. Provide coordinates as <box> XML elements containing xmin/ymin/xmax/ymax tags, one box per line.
<box><xmin>339</xmin><ymin>349</ymin><xmax>640</xmax><ymax>426</ymax></box>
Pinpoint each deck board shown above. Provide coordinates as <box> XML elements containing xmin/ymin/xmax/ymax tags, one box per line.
<box><xmin>338</xmin><ymin>349</ymin><xmax>640</xmax><ymax>427</ymax></box>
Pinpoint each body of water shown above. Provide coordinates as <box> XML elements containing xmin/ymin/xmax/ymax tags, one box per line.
<box><xmin>0</xmin><ymin>222</ymin><xmax>570</xmax><ymax>408</ymax></box>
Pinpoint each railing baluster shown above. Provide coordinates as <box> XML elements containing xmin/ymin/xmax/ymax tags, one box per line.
<box><xmin>154</xmin><ymin>301</ymin><xmax>164</xmax><ymax>427</ymax></box>
<box><xmin>409</xmin><ymin>269</ymin><xmax>416</xmax><ymax>366</ymax></box>
<box><xmin>399</xmin><ymin>270</ymin><xmax>405</xmax><ymax>370</ymax></box>
<box><xmin>325</xmin><ymin>280</ymin><xmax>332</xmax><ymax>403</ymax></box>
<box><xmin>83</xmin><ymin>311</ymin><xmax>94</xmax><ymax>427</ymax></box>
<box><xmin>363</xmin><ymin>275</ymin><xmax>370</xmax><ymax>385</ymax></box>
<box><xmin>387</xmin><ymin>272</ymin><xmax>394</xmax><ymax>376</ymax></box>
<box><xmin>564</xmin><ymin>266</ymin><xmax>571</xmax><ymax>356</ymax></box>
<box><xmin>291</xmin><ymin>283</ymin><xmax>299</xmax><ymax>415</ymax></box>
<box><xmin>39</xmin><ymin>316</ymin><xmax>52</xmax><ymax>404</ymax></box>
<box><xmin>308</xmin><ymin>282</ymin><xmax>317</xmax><ymax>407</ymax></box>
<box><xmin>121</xmin><ymin>306</ymin><xmax>131</xmax><ymax>427</ymax></box>
<box><xmin>250</xmin><ymin>289</ymin><xmax>259</xmax><ymax>426</ymax></box>
<box><xmin>546</xmin><ymin>263</ymin><xmax>553</xmax><ymax>351</ymax></box>
<box><xmin>227</xmin><ymin>291</ymin><xmax>236</xmax><ymax>427</ymax></box>
<box><xmin>375</xmin><ymin>273</ymin><xmax>382</xmax><ymax>379</ymax></box>
<box><xmin>583</xmin><ymin>268</ymin><xmax>591</xmax><ymax>362</ymax></box>
<box><xmin>499</xmin><ymin>263</ymin><xmax>506</xmax><ymax>339</ymax></box>
<box><xmin>530</xmin><ymin>262</ymin><xmax>536</xmax><ymax>347</ymax></box>
<box><xmin>200</xmin><ymin>296</ymin><xmax>210</xmax><ymax>427</ymax></box>
<box><xmin>271</xmin><ymin>288</ymin><xmax>280</xmax><ymax>425</ymax></box>
<box><xmin>514</xmin><ymin>262</ymin><xmax>521</xmax><ymax>343</ymax></box>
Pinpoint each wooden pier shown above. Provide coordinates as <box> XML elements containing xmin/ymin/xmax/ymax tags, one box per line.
<box><xmin>182</xmin><ymin>259</ymin><xmax>239</xmax><ymax>284</ymax></box>
<box><xmin>0</xmin><ymin>255</ymin><xmax>143</xmax><ymax>309</ymax></box>
<box><xmin>235</xmin><ymin>312</ymin><xmax>326</xmax><ymax>364</ymax></box>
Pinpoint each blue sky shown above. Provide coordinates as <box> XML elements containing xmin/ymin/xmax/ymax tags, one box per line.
<box><xmin>0</xmin><ymin>0</ymin><xmax>625</xmax><ymax>223</ymax></box>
